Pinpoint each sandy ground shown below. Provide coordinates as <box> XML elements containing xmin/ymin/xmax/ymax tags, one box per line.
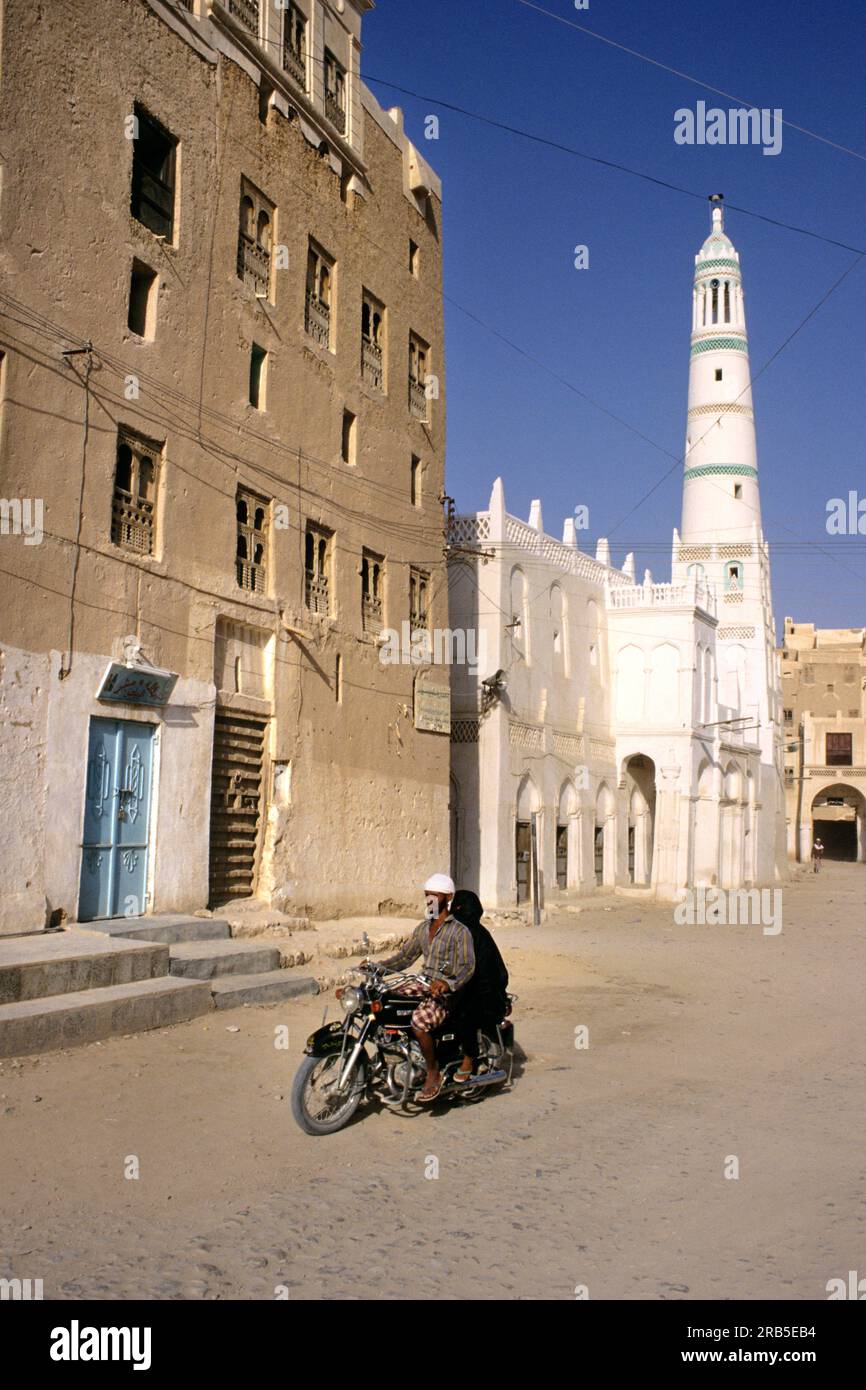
<box><xmin>1</xmin><ymin>862</ymin><xmax>864</xmax><ymax>1301</ymax></box>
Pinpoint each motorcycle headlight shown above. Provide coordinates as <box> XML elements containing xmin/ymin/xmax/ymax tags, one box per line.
<box><xmin>340</xmin><ymin>986</ymin><xmax>363</xmax><ymax>1015</ymax></box>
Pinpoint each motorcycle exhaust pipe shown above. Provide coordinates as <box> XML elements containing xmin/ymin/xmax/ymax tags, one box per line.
<box><xmin>447</xmin><ymin>1067</ymin><xmax>507</xmax><ymax>1090</ymax></box>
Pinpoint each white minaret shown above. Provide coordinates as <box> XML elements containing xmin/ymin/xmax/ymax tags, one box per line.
<box><xmin>674</xmin><ymin>198</ymin><xmax>781</xmax><ymax>842</ymax></box>
<box><xmin>681</xmin><ymin>194</ymin><xmax>760</xmax><ymax>543</ymax></box>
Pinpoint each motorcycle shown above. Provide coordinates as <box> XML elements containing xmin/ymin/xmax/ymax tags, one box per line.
<box><xmin>291</xmin><ymin>962</ymin><xmax>515</xmax><ymax>1135</ymax></box>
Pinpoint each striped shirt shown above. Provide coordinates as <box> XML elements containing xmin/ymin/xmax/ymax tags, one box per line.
<box><xmin>380</xmin><ymin>915</ymin><xmax>475</xmax><ymax>992</ymax></box>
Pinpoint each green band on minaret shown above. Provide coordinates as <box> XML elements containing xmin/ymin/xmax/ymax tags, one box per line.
<box><xmin>684</xmin><ymin>464</ymin><xmax>758</xmax><ymax>480</ymax></box>
<box><xmin>690</xmin><ymin>336</ymin><xmax>748</xmax><ymax>355</ymax></box>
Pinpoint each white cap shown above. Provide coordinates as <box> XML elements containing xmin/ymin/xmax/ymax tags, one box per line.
<box><xmin>424</xmin><ymin>873</ymin><xmax>455</xmax><ymax>896</ymax></box>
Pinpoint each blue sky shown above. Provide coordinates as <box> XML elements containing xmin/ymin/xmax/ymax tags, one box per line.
<box><xmin>362</xmin><ymin>0</ymin><xmax>866</xmax><ymax>633</ymax></box>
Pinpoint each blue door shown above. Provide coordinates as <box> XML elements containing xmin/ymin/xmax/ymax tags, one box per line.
<box><xmin>78</xmin><ymin>718</ymin><xmax>155</xmax><ymax>921</ymax></box>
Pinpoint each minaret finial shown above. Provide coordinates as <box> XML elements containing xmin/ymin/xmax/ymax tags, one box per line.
<box><xmin>709</xmin><ymin>191</ymin><xmax>724</xmax><ymax>233</ymax></box>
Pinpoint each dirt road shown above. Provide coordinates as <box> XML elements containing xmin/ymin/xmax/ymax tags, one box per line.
<box><xmin>2</xmin><ymin>863</ymin><xmax>864</xmax><ymax>1300</ymax></box>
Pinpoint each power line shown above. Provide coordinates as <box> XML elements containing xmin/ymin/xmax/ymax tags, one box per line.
<box><xmin>362</xmin><ymin>75</ymin><xmax>866</xmax><ymax>257</ymax></box>
<box><xmin>510</xmin><ymin>0</ymin><xmax>866</xmax><ymax>167</ymax></box>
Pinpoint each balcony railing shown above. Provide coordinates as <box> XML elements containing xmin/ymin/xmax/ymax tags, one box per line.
<box><xmin>325</xmin><ymin>89</ymin><xmax>346</xmax><ymax>134</ymax></box>
<box><xmin>409</xmin><ymin>376</ymin><xmax>427</xmax><ymax>420</ymax></box>
<box><xmin>228</xmin><ymin>0</ymin><xmax>259</xmax><ymax>36</ymax></box>
<box><xmin>363</xmin><ymin>595</ymin><xmax>383</xmax><ymax>635</ymax></box>
<box><xmin>283</xmin><ymin>41</ymin><xmax>306</xmax><ymax>88</ymax></box>
<box><xmin>305</xmin><ymin>292</ymin><xmax>331</xmax><ymax>348</ymax></box>
<box><xmin>238</xmin><ymin>233</ymin><xmax>270</xmax><ymax>297</ymax></box>
<box><xmin>410</xmin><ymin>609</ymin><xmax>428</xmax><ymax>633</ymax></box>
<box><xmin>112</xmin><ymin>490</ymin><xmax>154</xmax><ymax>555</ymax></box>
<box><xmin>237</xmin><ymin>558</ymin><xmax>265</xmax><ymax>593</ymax></box>
<box><xmin>305</xmin><ymin>572</ymin><xmax>329</xmax><ymax>617</ymax></box>
<box><xmin>362</xmin><ymin>337</ymin><xmax>383</xmax><ymax>389</ymax></box>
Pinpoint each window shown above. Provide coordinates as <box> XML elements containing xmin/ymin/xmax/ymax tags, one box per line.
<box><xmin>783</xmin><ymin>708</ymin><xmax>793</xmax><ymax>723</ymax></box>
<box><xmin>128</xmin><ymin>260</ymin><xmax>158</xmax><ymax>338</ymax></box>
<box><xmin>724</xmin><ymin>561</ymin><xmax>742</xmax><ymax>592</ymax></box>
<box><xmin>410</xmin><ymin>567</ymin><xmax>430</xmax><ymax>631</ymax></box>
<box><xmin>361</xmin><ymin>549</ymin><xmax>384</xmax><ymax>634</ymax></box>
<box><xmin>305</xmin><ymin>523</ymin><xmax>331</xmax><ymax>615</ymax></box>
<box><xmin>409</xmin><ymin>240</ymin><xmax>419</xmax><ymax>277</ymax></box>
<box><xmin>361</xmin><ymin>291</ymin><xmax>385</xmax><ymax>389</ymax></box>
<box><xmin>228</xmin><ymin>0</ymin><xmax>259</xmax><ymax>36</ymax></box>
<box><xmin>827</xmin><ymin>683</ymin><xmax>835</xmax><ymax>694</ymax></box>
<box><xmin>410</xmin><ymin>455</ymin><xmax>422</xmax><ymax>506</ymax></box>
<box><xmin>715</xmin><ymin>368</ymin><xmax>723</xmax><ymax>381</ymax></box>
<box><xmin>335</xmin><ymin>652</ymin><xmax>342</xmax><ymax>704</ymax></box>
<box><xmin>341</xmin><ymin>409</ymin><xmax>356</xmax><ymax>465</ymax></box>
<box><xmin>408</xmin><ymin>333</ymin><xmax>429</xmax><ymax>420</ymax></box>
<box><xmin>282</xmin><ymin>3</ymin><xmax>307</xmax><ymax>88</ymax></box>
<box><xmin>112</xmin><ymin>428</ymin><xmax>161</xmax><ymax>554</ymax></box>
<box><xmin>249</xmin><ymin>344</ymin><xmax>267</xmax><ymax>409</ymax></box>
<box><xmin>236</xmin><ymin>488</ymin><xmax>268</xmax><ymax>593</ymax></box>
<box><xmin>305</xmin><ymin>242</ymin><xmax>333</xmax><ymax>347</ymax></box>
<box><xmin>237</xmin><ymin>178</ymin><xmax>273</xmax><ymax>298</ymax></box>
<box><xmin>826</xmin><ymin>732</ymin><xmax>852</xmax><ymax>766</ymax></box>
<box><xmin>130</xmin><ymin>106</ymin><xmax>176</xmax><ymax>240</ymax></box>
<box><xmin>733</xmin><ymin>483</ymin><xmax>742</xmax><ymax>499</ymax></box>
<box><xmin>849</xmin><ymin>709</ymin><xmax>859</xmax><ymax>718</ymax></box>
<box><xmin>324</xmin><ymin>49</ymin><xmax>347</xmax><ymax>134</ymax></box>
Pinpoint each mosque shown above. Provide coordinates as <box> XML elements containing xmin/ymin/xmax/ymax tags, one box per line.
<box><xmin>448</xmin><ymin>200</ymin><xmax>787</xmax><ymax>907</ymax></box>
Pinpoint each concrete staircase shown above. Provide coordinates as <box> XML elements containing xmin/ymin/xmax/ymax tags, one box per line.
<box><xmin>0</xmin><ymin>915</ymin><xmax>318</xmax><ymax>1057</ymax></box>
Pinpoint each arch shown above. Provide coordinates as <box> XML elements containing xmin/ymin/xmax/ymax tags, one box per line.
<box><xmin>509</xmin><ymin>566</ymin><xmax>528</xmax><ymax>659</ymax></box>
<box><xmin>722</xmin><ymin>644</ymin><xmax>746</xmax><ymax>714</ymax></box>
<box><xmin>615</xmin><ymin>644</ymin><xmax>644</xmax><ymax>722</ymax></box>
<box><xmin>594</xmin><ymin>781</ymin><xmax>616</xmax><ymax>887</ymax></box>
<box><xmin>723</xmin><ymin>760</ymin><xmax>742</xmax><ymax>802</ymax></box>
<box><xmin>515</xmin><ymin>773</ymin><xmax>541</xmax><ymax>906</ymax></box>
<box><xmin>550</xmin><ymin>583</ymin><xmax>565</xmax><ymax>674</ymax></box>
<box><xmin>623</xmin><ymin>753</ymin><xmax>657</xmax><ymax>885</ymax></box>
<box><xmin>555</xmin><ymin>779</ymin><xmax>579</xmax><ymax>889</ymax></box>
<box><xmin>586</xmin><ymin>598</ymin><xmax>600</xmax><ymax>670</ymax></box>
<box><xmin>810</xmin><ymin>782</ymin><xmax>866</xmax><ymax>863</ymax></box>
<box><xmin>649</xmin><ymin>642</ymin><xmax>679</xmax><ymax>721</ymax></box>
<box><xmin>693</xmin><ymin>757</ymin><xmax>719</xmax><ymax>887</ymax></box>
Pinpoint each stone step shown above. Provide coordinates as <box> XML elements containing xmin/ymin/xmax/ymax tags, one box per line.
<box><xmin>81</xmin><ymin>915</ymin><xmax>232</xmax><ymax>945</ymax></box>
<box><xmin>169</xmin><ymin>939</ymin><xmax>281</xmax><ymax>980</ymax></box>
<box><xmin>0</xmin><ymin>976</ymin><xmax>212</xmax><ymax>1057</ymax></box>
<box><xmin>0</xmin><ymin>929</ymin><xmax>169</xmax><ymax>1005</ymax></box>
<box><xmin>209</xmin><ymin>970</ymin><xmax>319</xmax><ymax>1010</ymax></box>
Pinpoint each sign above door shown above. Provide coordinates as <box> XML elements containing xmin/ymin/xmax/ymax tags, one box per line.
<box><xmin>97</xmin><ymin>662</ymin><xmax>179</xmax><ymax>708</ymax></box>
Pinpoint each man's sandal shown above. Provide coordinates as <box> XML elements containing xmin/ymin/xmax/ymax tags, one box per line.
<box><xmin>418</xmin><ymin>1080</ymin><xmax>442</xmax><ymax>1103</ymax></box>
<box><xmin>453</xmin><ymin>1067</ymin><xmax>473</xmax><ymax>1084</ymax></box>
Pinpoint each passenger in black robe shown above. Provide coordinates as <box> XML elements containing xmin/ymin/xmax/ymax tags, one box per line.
<box><xmin>449</xmin><ymin>889</ymin><xmax>510</xmax><ymax>1079</ymax></box>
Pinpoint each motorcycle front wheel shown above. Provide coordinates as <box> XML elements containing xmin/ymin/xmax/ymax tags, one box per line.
<box><xmin>291</xmin><ymin>1053</ymin><xmax>367</xmax><ymax>1136</ymax></box>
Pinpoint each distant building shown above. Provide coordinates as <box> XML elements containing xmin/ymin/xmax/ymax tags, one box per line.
<box><xmin>779</xmin><ymin>621</ymin><xmax>866</xmax><ymax>862</ymax></box>
<box><xmin>0</xmin><ymin>0</ymin><xmax>447</xmax><ymax>933</ymax></box>
<box><xmin>449</xmin><ymin>203</ymin><xmax>786</xmax><ymax>907</ymax></box>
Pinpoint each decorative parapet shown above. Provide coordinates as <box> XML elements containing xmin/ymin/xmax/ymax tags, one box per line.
<box><xmin>447</xmin><ymin>510</ymin><xmax>630</xmax><ymax>587</ymax></box>
<box><xmin>607</xmin><ymin>578</ymin><xmax>717</xmax><ymax>619</ymax></box>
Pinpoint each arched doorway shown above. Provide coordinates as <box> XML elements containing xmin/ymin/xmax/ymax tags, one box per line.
<box><xmin>811</xmin><ymin>784</ymin><xmax>866</xmax><ymax>862</ymax></box>
<box><xmin>622</xmin><ymin>754</ymin><xmax>656</xmax><ymax>885</ymax></box>
<box><xmin>594</xmin><ymin>782</ymin><xmax>616</xmax><ymax>886</ymax></box>
<box><xmin>557</xmin><ymin>780</ymin><xmax>578</xmax><ymax>888</ymax></box>
<box><xmin>515</xmin><ymin>774</ymin><xmax>541</xmax><ymax>905</ymax></box>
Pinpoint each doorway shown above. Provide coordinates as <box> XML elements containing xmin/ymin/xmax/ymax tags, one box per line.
<box><xmin>78</xmin><ymin>717</ymin><xmax>155</xmax><ymax>921</ymax></box>
<box><xmin>208</xmin><ymin>707</ymin><xmax>267</xmax><ymax>906</ymax></box>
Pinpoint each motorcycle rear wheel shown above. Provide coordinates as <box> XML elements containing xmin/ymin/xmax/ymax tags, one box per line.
<box><xmin>291</xmin><ymin>1053</ymin><xmax>367</xmax><ymax>1136</ymax></box>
